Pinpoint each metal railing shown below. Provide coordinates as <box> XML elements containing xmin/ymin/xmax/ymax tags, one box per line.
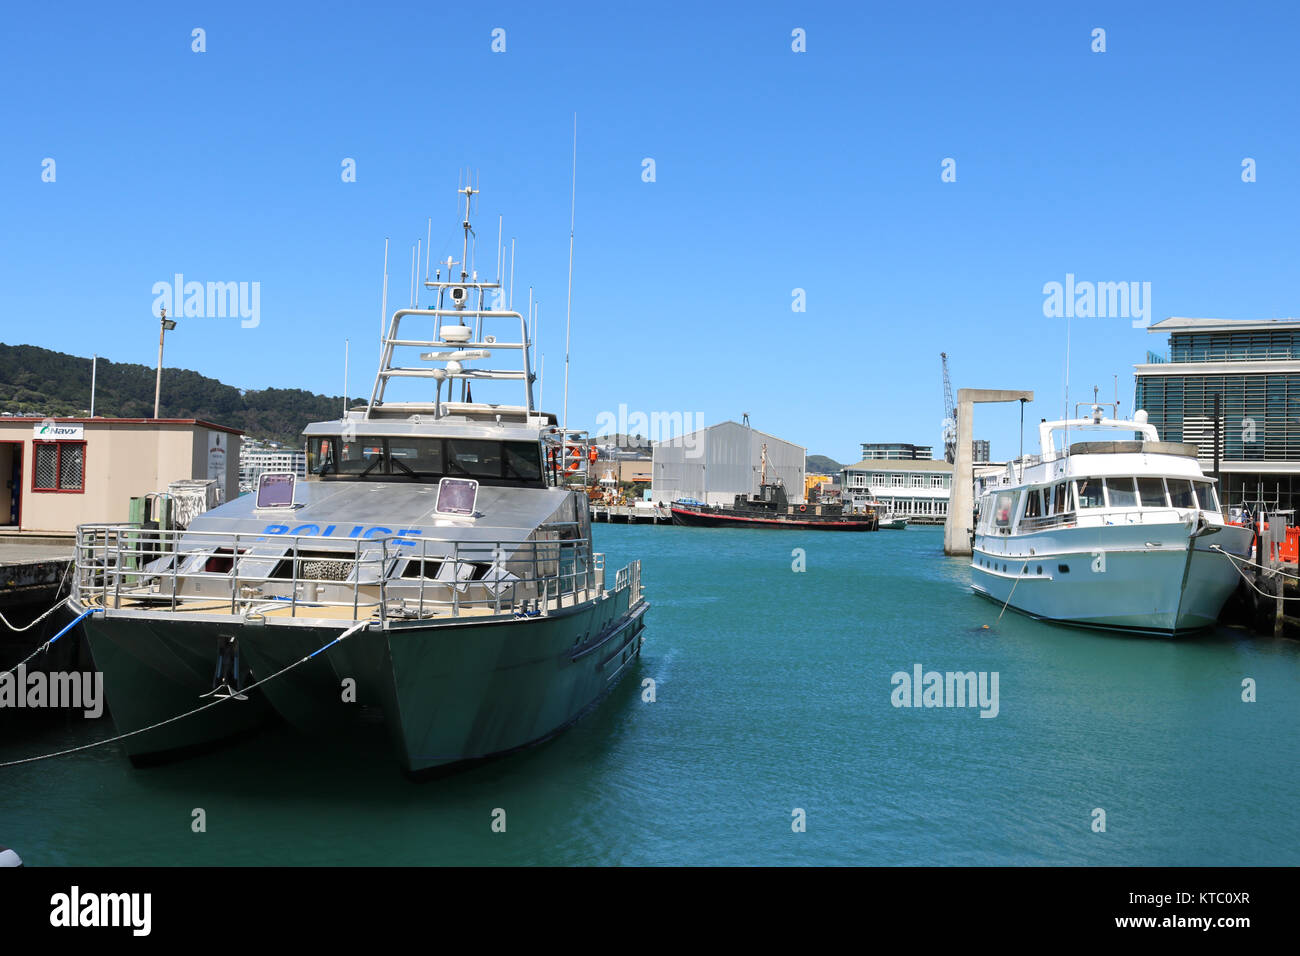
<box><xmin>73</xmin><ymin>523</ymin><xmax>620</xmax><ymax>624</ymax></box>
<box><xmin>1157</xmin><ymin>348</ymin><xmax>1300</xmax><ymax>364</ymax></box>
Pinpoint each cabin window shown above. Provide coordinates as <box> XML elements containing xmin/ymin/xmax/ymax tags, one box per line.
<box><xmin>1137</xmin><ymin>476</ymin><xmax>1167</xmax><ymax>507</ymax></box>
<box><xmin>1105</xmin><ymin>477</ymin><xmax>1139</xmax><ymax>509</ymax></box>
<box><xmin>993</xmin><ymin>491</ymin><xmax>1015</xmax><ymax>528</ymax></box>
<box><xmin>1075</xmin><ymin>478</ymin><xmax>1105</xmax><ymax>509</ymax></box>
<box><xmin>1023</xmin><ymin>488</ymin><xmax>1043</xmax><ymax>519</ymax></box>
<box><xmin>1193</xmin><ymin>480</ymin><xmax>1219</xmax><ymax>511</ymax></box>
<box><xmin>1167</xmin><ymin>479</ymin><xmax>1196</xmax><ymax>509</ymax></box>
<box><xmin>1049</xmin><ymin>482</ymin><xmax>1071</xmax><ymax>515</ymax></box>
<box><xmin>311</xmin><ymin>436</ymin><xmax>544</xmax><ymax>486</ymax></box>
<box><xmin>446</xmin><ymin>439</ymin><xmax>505</xmax><ymax>479</ymax></box>
<box><xmin>338</xmin><ymin>439</ymin><xmax>385</xmax><ymax>475</ymax></box>
<box><xmin>387</xmin><ymin>438</ymin><xmax>444</xmax><ymax>476</ymax></box>
<box><xmin>505</xmin><ymin>442</ymin><xmax>542</xmax><ymax>481</ymax></box>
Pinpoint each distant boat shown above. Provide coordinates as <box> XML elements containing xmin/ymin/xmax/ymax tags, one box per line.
<box><xmin>970</xmin><ymin>406</ymin><xmax>1251</xmax><ymax>636</ymax></box>
<box><xmin>670</xmin><ymin>445</ymin><xmax>878</xmax><ymax>530</ymax></box>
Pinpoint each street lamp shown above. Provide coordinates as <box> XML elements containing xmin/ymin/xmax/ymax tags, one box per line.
<box><xmin>154</xmin><ymin>307</ymin><xmax>177</xmax><ymax>419</ymax></box>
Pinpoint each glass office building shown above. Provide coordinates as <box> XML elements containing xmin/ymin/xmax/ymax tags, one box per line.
<box><xmin>1134</xmin><ymin>317</ymin><xmax>1300</xmax><ymax>511</ymax></box>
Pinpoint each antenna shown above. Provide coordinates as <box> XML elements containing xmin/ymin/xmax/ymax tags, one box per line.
<box><xmin>379</xmin><ymin>238</ymin><xmax>390</xmax><ymax>355</ymax></box>
<box><xmin>562</xmin><ymin>113</ymin><xmax>577</xmax><ymax>440</ymax></box>
<box><xmin>508</xmin><ymin>237</ymin><xmax>516</xmax><ymax>309</ymax></box>
<box><xmin>1063</xmin><ymin>311</ymin><xmax>1071</xmax><ymax>452</ymax></box>
<box><xmin>495</xmin><ymin>215</ymin><xmax>502</xmax><ymax>285</ymax></box>
<box><xmin>409</xmin><ymin>243</ymin><xmax>418</xmax><ymax>308</ymax></box>
<box><xmin>425</xmin><ymin>218</ymin><xmax>432</xmax><ymax>281</ymax></box>
<box><xmin>343</xmin><ymin>338</ymin><xmax>349</xmax><ymax>417</ymax></box>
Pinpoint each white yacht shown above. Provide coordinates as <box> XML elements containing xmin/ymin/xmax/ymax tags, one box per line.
<box><xmin>971</xmin><ymin>406</ymin><xmax>1252</xmax><ymax>636</ymax></box>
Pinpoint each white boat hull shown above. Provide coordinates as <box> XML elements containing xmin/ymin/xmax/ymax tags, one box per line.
<box><xmin>972</xmin><ymin>522</ymin><xmax>1252</xmax><ymax>636</ymax></box>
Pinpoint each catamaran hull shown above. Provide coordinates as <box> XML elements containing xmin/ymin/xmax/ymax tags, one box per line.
<box><xmin>80</xmin><ymin>588</ymin><xmax>649</xmax><ymax>774</ymax></box>
<box><xmin>78</xmin><ymin>610</ymin><xmax>272</xmax><ymax>763</ymax></box>
<box><xmin>234</xmin><ymin>590</ymin><xmax>647</xmax><ymax>773</ymax></box>
<box><xmin>971</xmin><ymin>524</ymin><xmax>1252</xmax><ymax>636</ymax></box>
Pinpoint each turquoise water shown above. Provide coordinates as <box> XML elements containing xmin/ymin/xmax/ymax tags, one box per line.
<box><xmin>2</xmin><ymin>524</ymin><xmax>1297</xmax><ymax>865</ymax></box>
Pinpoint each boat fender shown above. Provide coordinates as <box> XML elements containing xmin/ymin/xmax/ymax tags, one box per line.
<box><xmin>0</xmin><ymin>846</ymin><xmax>22</xmax><ymax>867</ymax></box>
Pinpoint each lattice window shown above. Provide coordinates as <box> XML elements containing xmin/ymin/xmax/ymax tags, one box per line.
<box><xmin>34</xmin><ymin>444</ymin><xmax>57</xmax><ymax>489</ymax></box>
<box><xmin>58</xmin><ymin>443</ymin><xmax>83</xmax><ymax>489</ymax></box>
<box><xmin>32</xmin><ymin>441</ymin><xmax>85</xmax><ymax>492</ymax></box>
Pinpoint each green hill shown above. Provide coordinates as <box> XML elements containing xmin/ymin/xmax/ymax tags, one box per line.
<box><xmin>0</xmin><ymin>342</ymin><xmax>362</xmax><ymax>445</ymax></box>
<box><xmin>806</xmin><ymin>454</ymin><xmax>842</xmax><ymax>475</ymax></box>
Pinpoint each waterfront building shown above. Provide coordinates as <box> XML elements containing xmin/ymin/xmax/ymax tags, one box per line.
<box><xmin>840</xmin><ymin>458</ymin><xmax>953</xmax><ymax>523</ymax></box>
<box><xmin>0</xmin><ymin>417</ymin><xmax>241</xmax><ymax>533</ymax></box>
<box><xmin>239</xmin><ymin>440</ymin><xmax>308</xmax><ymax>493</ymax></box>
<box><xmin>1134</xmin><ymin>317</ymin><xmax>1300</xmax><ymax>511</ymax></box>
<box><xmin>650</xmin><ymin>421</ymin><xmax>805</xmax><ymax>506</ymax></box>
<box><xmin>859</xmin><ymin>442</ymin><xmax>934</xmax><ymax>461</ymax></box>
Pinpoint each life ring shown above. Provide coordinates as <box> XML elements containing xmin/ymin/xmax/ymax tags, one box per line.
<box><xmin>565</xmin><ymin>459</ymin><xmax>580</xmax><ymax>475</ymax></box>
<box><xmin>799</xmin><ymin>505</ymin><xmax>806</xmax><ymax>513</ymax></box>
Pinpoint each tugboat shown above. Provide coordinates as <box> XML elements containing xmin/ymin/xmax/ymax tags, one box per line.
<box><xmin>670</xmin><ymin>445</ymin><xmax>879</xmax><ymax>531</ymax></box>
<box><xmin>69</xmin><ymin>185</ymin><xmax>650</xmax><ymax>772</ymax></box>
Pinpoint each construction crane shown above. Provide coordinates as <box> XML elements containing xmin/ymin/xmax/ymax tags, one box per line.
<box><xmin>941</xmin><ymin>352</ymin><xmax>956</xmax><ymax>464</ymax></box>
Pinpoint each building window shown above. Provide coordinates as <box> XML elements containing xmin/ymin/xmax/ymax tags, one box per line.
<box><xmin>33</xmin><ymin>441</ymin><xmax>85</xmax><ymax>493</ymax></box>
<box><xmin>911</xmin><ymin>474</ymin><xmax>923</xmax><ymax>488</ymax></box>
<box><xmin>891</xmin><ymin>474</ymin><xmax>904</xmax><ymax>487</ymax></box>
<box><xmin>931</xmin><ymin>475</ymin><xmax>944</xmax><ymax>488</ymax></box>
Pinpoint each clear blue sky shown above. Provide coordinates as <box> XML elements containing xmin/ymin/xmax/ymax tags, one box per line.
<box><xmin>2</xmin><ymin>1</ymin><xmax>1297</xmax><ymax>464</ymax></box>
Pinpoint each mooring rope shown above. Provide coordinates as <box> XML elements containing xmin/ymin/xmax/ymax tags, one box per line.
<box><xmin>1209</xmin><ymin>545</ymin><xmax>1300</xmax><ymax>601</ymax></box>
<box><xmin>0</xmin><ymin>619</ymin><xmax>372</xmax><ymax>768</ymax></box>
<box><xmin>0</xmin><ymin>559</ymin><xmax>73</xmax><ymax>634</ymax></box>
<box><xmin>2</xmin><ymin>607</ymin><xmax>101</xmax><ymax>677</ymax></box>
<box><xmin>994</xmin><ymin>561</ymin><xmax>1031</xmax><ymax>624</ymax></box>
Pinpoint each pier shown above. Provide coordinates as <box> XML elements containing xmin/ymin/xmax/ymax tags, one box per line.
<box><xmin>591</xmin><ymin>504</ymin><xmax>672</xmax><ymax>524</ymax></box>
<box><xmin>0</xmin><ymin>535</ymin><xmax>73</xmax><ymax>612</ymax></box>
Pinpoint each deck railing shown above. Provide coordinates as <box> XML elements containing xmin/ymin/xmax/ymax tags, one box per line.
<box><xmin>72</xmin><ymin>523</ymin><xmax>615</xmax><ymax>623</ymax></box>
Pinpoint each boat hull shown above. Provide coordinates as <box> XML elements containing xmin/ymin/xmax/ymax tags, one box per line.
<box><xmin>79</xmin><ymin>610</ymin><xmax>273</xmax><ymax>762</ymax></box>
<box><xmin>971</xmin><ymin>522</ymin><xmax>1252</xmax><ymax>636</ymax></box>
<box><xmin>80</xmin><ymin>589</ymin><xmax>648</xmax><ymax>773</ymax></box>
<box><xmin>670</xmin><ymin>505</ymin><xmax>876</xmax><ymax>531</ymax></box>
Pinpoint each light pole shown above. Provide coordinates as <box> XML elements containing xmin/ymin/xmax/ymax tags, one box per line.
<box><xmin>154</xmin><ymin>307</ymin><xmax>177</xmax><ymax>419</ymax></box>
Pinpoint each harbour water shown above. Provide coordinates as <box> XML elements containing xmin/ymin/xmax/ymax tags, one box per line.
<box><xmin>2</xmin><ymin>525</ymin><xmax>1297</xmax><ymax>865</ymax></box>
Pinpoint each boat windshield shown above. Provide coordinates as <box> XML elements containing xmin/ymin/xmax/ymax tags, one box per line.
<box><xmin>308</xmin><ymin>436</ymin><xmax>544</xmax><ymax>486</ymax></box>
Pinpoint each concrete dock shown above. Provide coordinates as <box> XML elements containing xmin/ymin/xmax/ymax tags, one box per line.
<box><xmin>592</xmin><ymin>504</ymin><xmax>672</xmax><ymax>524</ymax></box>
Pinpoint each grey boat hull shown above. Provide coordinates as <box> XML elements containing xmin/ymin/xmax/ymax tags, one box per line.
<box><xmin>76</xmin><ymin>590</ymin><xmax>648</xmax><ymax>773</ymax></box>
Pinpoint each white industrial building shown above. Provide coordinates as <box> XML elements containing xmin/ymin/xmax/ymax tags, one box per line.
<box><xmin>650</xmin><ymin>420</ymin><xmax>805</xmax><ymax>506</ymax></box>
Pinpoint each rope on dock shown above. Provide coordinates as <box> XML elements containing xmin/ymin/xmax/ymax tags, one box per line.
<box><xmin>1210</xmin><ymin>546</ymin><xmax>1300</xmax><ymax>600</ymax></box>
<box><xmin>0</xmin><ymin>619</ymin><xmax>373</xmax><ymax>769</ymax></box>
<box><xmin>2</xmin><ymin>606</ymin><xmax>100</xmax><ymax>677</ymax></box>
<box><xmin>0</xmin><ymin>559</ymin><xmax>73</xmax><ymax>634</ymax></box>
<box><xmin>0</xmin><ymin>595</ymin><xmax>71</xmax><ymax>635</ymax></box>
